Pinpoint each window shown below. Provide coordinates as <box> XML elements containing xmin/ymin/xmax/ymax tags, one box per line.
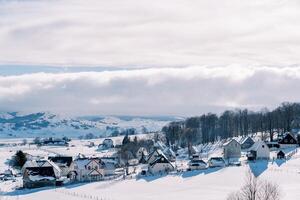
<box><xmin>262</xmin><ymin>145</ymin><xmax>265</xmax><ymax>148</ymax></box>
<box><xmin>95</xmin><ymin>166</ymin><xmax>98</xmax><ymax>170</ymax></box>
<box><xmin>88</xmin><ymin>166</ymin><xmax>91</xmax><ymax>170</ymax></box>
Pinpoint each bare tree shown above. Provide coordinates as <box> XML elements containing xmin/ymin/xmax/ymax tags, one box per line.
<box><xmin>227</xmin><ymin>170</ymin><xmax>281</xmax><ymax>200</ymax></box>
<box><xmin>258</xmin><ymin>181</ymin><xmax>280</xmax><ymax>200</ymax></box>
<box><xmin>240</xmin><ymin>171</ymin><xmax>260</xmax><ymax>200</ymax></box>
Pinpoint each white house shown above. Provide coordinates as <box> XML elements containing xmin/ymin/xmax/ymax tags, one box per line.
<box><xmin>148</xmin><ymin>153</ymin><xmax>175</xmax><ymax>174</ymax></box>
<box><xmin>247</xmin><ymin>140</ymin><xmax>270</xmax><ymax>160</ymax></box>
<box><xmin>74</xmin><ymin>157</ymin><xmax>115</xmax><ymax>182</ymax></box>
<box><xmin>223</xmin><ymin>139</ymin><xmax>241</xmax><ymax>159</ymax></box>
<box><xmin>74</xmin><ymin>158</ymin><xmax>103</xmax><ymax>182</ymax></box>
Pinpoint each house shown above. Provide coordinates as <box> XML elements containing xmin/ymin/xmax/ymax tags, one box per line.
<box><xmin>74</xmin><ymin>157</ymin><xmax>115</xmax><ymax>182</ymax></box>
<box><xmin>188</xmin><ymin>159</ymin><xmax>207</xmax><ymax>170</ymax></box>
<box><xmin>148</xmin><ymin>153</ymin><xmax>175</xmax><ymax>174</ymax></box>
<box><xmin>279</xmin><ymin>133</ymin><xmax>298</xmax><ymax>148</ymax></box>
<box><xmin>41</xmin><ymin>138</ymin><xmax>69</xmax><ymax>146</ymax></box>
<box><xmin>23</xmin><ymin>167</ymin><xmax>56</xmax><ymax>189</ymax></box>
<box><xmin>100</xmin><ymin>160</ymin><xmax>116</xmax><ymax>176</ymax></box>
<box><xmin>208</xmin><ymin>157</ymin><xmax>225</xmax><ymax>167</ymax></box>
<box><xmin>4</xmin><ymin>169</ymin><xmax>14</xmax><ymax>177</ymax></box>
<box><xmin>277</xmin><ymin>150</ymin><xmax>285</xmax><ymax>159</ymax></box>
<box><xmin>0</xmin><ymin>169</ymin><xmax>15</xmax><ymax>181</ymax></box>
<box><xmin>22</xmin><ymin>159</ymin><xmax>61</xmax><ymax>178</ymax></box>
<box><xmin>247</xmin><ymin>140</ymin><xmax>270</xmax><ymax>160</ymax></box>
<box><xmin>48</xmin><ymin>156</ymin><xmax>74</xmax><ymax>177</ymax></box>
<box><xmin>239</xmin><ymin>137</ymin><xmax>255</xmax><ymax>149</ymax></box>
<box><xmin>223</xmin><ymin>139</ymin><xmax>241</xmax><ymax>159</ymax></box>
<box><xmin>98</xmin><ymin>138</ymin><xmax>114</xmax><ymax>150</ymax></box>
<box><xmin>74</xmin><ymin>158</ymin><xmax>103</xmax><ymax>182</ymax></box>
<box><xmin>153</xmin><ymin>141</ymin><xmax>176</xmax><ymax>161</ymax></box>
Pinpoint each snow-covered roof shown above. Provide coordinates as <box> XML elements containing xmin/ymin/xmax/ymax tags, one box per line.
<box><xmin>223</xmin><ymin>139</ymin><xmax>240</xmax><ymax>147</ymax></box>
<box><xmin>249</xmin><ymin>140</ymin><xmax>269</xmax><ymax>151</ymax></box>
<box><xmin>239</xmin><ymin>136</ymin><xmax>254</xmax><ymax>144</ymax></box>
<box><xmin>25</xmin><ymin>166</ymin><xmax>56</xmax><ymax>181</ymax></box>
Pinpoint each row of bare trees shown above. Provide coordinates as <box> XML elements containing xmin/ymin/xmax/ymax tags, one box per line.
<box><xmin>162</xmin><ymin>102</ymin><xmax>300</xmax><ymax>147</ymax></box>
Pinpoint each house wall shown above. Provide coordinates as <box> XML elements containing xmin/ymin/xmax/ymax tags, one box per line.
<box><xmin>256</xmin><ymin>145</ymin><xmax>270</xmax><ymax>159</ymax></box>
<box><xmin>74</xmin><ymin>160</ymin><xmax>103</xmax><ymax>181</ymax></box>
<box><xmin>23</xmin><ymin>178</ymin><xmax>56</xmax><ymax>189</ymax></box>
<box><xmin>279</xmin><ymin>144</ymin><xmax>298</xmax><ymax>149</ymax></box>
<box><xmin>224</xmin><ymin>141</ymin><xmax>241</xmax><ymax>159</ymax></box>
<box><xmin>149</xmin><ymin>163</ymin><xmax>174</xmax><ymax>174</ymax></box>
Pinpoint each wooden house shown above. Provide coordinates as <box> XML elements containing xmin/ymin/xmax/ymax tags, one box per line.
<box><xmin>223</xmin><ymin>139</ymin><xmax>241</xmax><ymax>159</ymax></box>
<box><xmin>279</xmin><ymin>133</ymin><xmax>298</xmax><ymax>148</ymax></box>
<box><xmin>23</xmin><ymin>167</ymin><xmax>56</xmax><ymax>189</ymax></box>
<box><xmin>148</xmin><ymin>153</ymin><xmax>175</xmax><ymax>174</ymax></box>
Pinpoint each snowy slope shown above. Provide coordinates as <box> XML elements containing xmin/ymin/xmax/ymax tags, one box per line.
<box><xmin>0</xmin><ymin>112</ymin><xmax>177</xmax><ymax>138</ymax></box>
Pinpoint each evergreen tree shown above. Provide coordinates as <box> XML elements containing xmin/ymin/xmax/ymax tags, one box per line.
<box><xmin>12</xmin><ymin>150</ymin><xmax>27</xmax><ymax>168</ymax></box>
<box><xmin>122</xmin><ymin>134</ymin><xmax>130</xmax><ymax>145</ymax></box>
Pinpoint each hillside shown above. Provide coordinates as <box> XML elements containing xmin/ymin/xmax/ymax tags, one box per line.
<box><xmin>0</xmin><ymin>112</ymin><xmax>176</xmax><ymax>138</ymax></box>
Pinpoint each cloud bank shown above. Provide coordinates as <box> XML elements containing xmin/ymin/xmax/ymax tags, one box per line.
<box><xmin>0</xmin><ymin>0</ymin><xmax>300</xmax><ymax>67</ymax></box>
<box><xmin>1</xmin><ymin>65</ymin><xmax>300</xmax><ymax>115</ymax></box>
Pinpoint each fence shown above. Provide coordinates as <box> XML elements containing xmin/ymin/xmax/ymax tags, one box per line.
<box><xmin>54</xmin><ymin>188</ymin><xmax>113</xmax><ymax>200</ymax></box>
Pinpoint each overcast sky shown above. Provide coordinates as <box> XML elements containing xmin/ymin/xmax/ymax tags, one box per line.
<box><xmin>0</xmin><ymin>0</ymin><xmax>300</xmax><ymax>116</ymax></box>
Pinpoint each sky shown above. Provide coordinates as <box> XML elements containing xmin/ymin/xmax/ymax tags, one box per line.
<box><xmin>0</xmin><ymin>0</ymin><xmax>300</xmax><ymax>116</ymax></box>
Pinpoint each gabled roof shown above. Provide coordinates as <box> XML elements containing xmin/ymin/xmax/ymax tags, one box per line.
<box><xmin>37</xmin><ymin>160</ymin><xmax>61</xmax><ymax>174</ymax></box>
<box><xmin>74</xmin><ymin>158</ymin><xmax>100</xmax><ymax>169</ymax></box>
<box><xmin>249</xmin><ymin>140</ymin><xmax>269</xmax><ymax>151</ymax></box>
<box><xmin>48</xmin><ymin>156</ymin><xmax>73</xmax><ymax>167</ymax></box>
<box><xmin>149</xmin><ymin>154</ymin><xmax>174</xmax><ymax>168</ymax></box>
<box><xmin>239</xmin><ymin>136</ymin><xmax>255</xmax><ymax>144</ymax></box>
<box><xmin>223</xmin><ymin>139</ymin><xmax>240</xmax><ymax>147</ymax></box>
<box><xmin>279</xmin><ymin>133</ymin><xmax>297</xmax><ymax>144</ymax></box>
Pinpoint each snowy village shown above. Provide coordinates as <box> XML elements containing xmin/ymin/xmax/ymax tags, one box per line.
<box><xmin>2</xmin><ymin>0</ymin><xmax>300</xmax><ymax>200</ymax></box>
<box><xmin>1</xmin><ymin>118</ymin><xmax>300</xmax><ymax>200</ymax></box>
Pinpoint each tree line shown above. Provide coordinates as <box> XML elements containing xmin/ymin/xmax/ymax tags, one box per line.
<box><xmin>162</xmin><ymin>102</ymin><xmax>300</xmax><ymax>148</ymax></box>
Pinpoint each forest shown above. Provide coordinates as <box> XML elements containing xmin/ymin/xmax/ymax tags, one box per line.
<box><xmin>162</xmin><ymin>102</ymin><xmax>300</xmax><ymax>147</ymax></box>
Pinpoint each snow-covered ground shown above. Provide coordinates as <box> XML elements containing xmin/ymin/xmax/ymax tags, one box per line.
<box><xmin>0</xmin><ymin>138</ymin><xmax>300</xmax><ymax>200</ymax></box>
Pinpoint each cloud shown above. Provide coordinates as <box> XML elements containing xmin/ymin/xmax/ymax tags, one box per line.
<box><xmin>0</xmin><ymin>0</ymin><xmax>300</xmax><ymax>67</ymax></box>
<box><xmin>0</xmin><ymin>65</ymin><xmax>300</xmax><ymax>115</ymax></box>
